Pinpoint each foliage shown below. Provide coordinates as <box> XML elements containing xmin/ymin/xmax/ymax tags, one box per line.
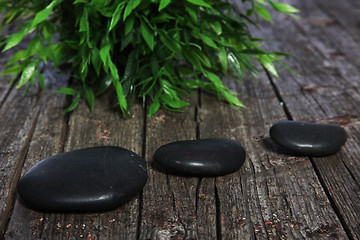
<box><xmin>0</xmin><ymin>0</ymin><xmax>298</xmax><ymax>116</ymax></box>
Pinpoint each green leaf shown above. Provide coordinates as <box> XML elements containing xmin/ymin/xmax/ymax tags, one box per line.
<box><xmin>218</xmin><ymin>48</ymin><xmax>228</xmax><ymax>72</ymax></box>
<box><xmin>159</xmin><ymin>32</ymin><xmax>181</xmax><ymax>54</ymax></box>
<box><xmin>159</xmin><ymin>0</ymin><xmax>171</xmax><ymax>11</ymax></box>
<box><xmin>38</xmin><ymin>73</ymin><xmax>45</xmax><ymax>90</ymax></box>
<box><xmin>79</xmin><ymin>8</ymin><xmax>89</xmax><ymax>32</ymax></box>
<box><xmin>43</xmin><ymin>22</ymin><xmax>56</xmax><ymax>45</ymax></box>
<box><xmin>185</xmin><ymin>4</ymin><xmax>197</xmax><ymax>22</ymax></box>
<box><xmin>84</xmin><ymin>85</ymin><xmax>95</xmax><ymax>111</ymax></box>
<box><xmin>221</xmin><ymin>90</ymin><xmax>246</xmax><ymax>108</ymax></box>
<box><xmin>16</xmin><ymin>61</ymin><xmax>36</xmax><ymax>89</ymax></box>
<box><xmin>113</xmin><ymin>79</ymin><xmax>128</xmax><ymax>115</ymax></box>
<box><xmin>100</xmin><ymin>44</ymin><xmax>111</xmax><ymax>68</ymax></box>
<box><xmin>73</xmin><ymin>0</ymin><xmax>87</xmax><ymax>4</ymax></box>
<box><xmin>109</xmin><ymin>4</ymin><xmax>124</xmax><ymax>31</ymax></box>
<box><xmin>44</xmin><ymin>44</ymin><xmax>62</xmax><ymax>67</ymax></box>
<box><xmin>2</xmin><ymin>26</ymin><xmax>32</xmax><ymax>52</ymax></box>
<box><xmin>186</xmin><ymin>0</ymin><xmax>212</xmax><ymax>8</ymax></box>
<box><xmin>161</xmin><ymin>94</ymin><xmax>189</xmax><ymax>109</ymax></box>
<box><xmin>123</xmin><ymin>0</ymin><xmax>141</xmax><ymax>21</ymax></box>
<box><xmin>204</xmin><ymin>70</ymin><xmax>224</xmax><ymax>89</ymax></box>
<box><xmin>210</xmin><ymin>22</ymin><xmax>222</xmax><ymax>35</ymax></box>
<box><xmin>31</xmin><ymin>0</ymin><xmax>60</xmax><ymax>27</ymax></box>
<box><xmin>108</xmin><ymin>57</ymin><xmax>128</xmax><ymax>114</ymax></box>
<box><xmin>0</xmin><ymin>62</ymin><xmax>27</xmax><ymax>76</ymax></box>
<box><xmin>198</xmin><ymin>33</ymin><xmax>219</xmax><ymax>49</ymax></box>
<box><xmin>64</xmin><ymin>93</ymin><xmax>81</xmax><ymax>113</ymax></box>
<box><xmin>140</xmin><ymin>21</ymin><xmax>154</xmax><ymax>51</ymax></box>
<box><xmin>148</xmin><ymin>101</ymin><xmax>160</xmax><ymax>117</ymax></box>
<box><xmin>91</xmin><ymin>47</ymin><xmax>101</xmax><ymax>76</ymax></box>
<box><xmin>256</xmin><ymin>0</ymin><xmax>266</xmax><ymax>5</ymax></box>
<box><xmin>56</xmin><ymin>87</ymin><xmax>78</xmax><ymax>95</ymax></box>
<box><xmin>108</xmin><ymin>57</ymin><xmax>119</xmax><ymax>81</ymax></box>
<box><xmin>124</xmin><ymin>14</ymin><xmax>135</xmax><ymax>35</ymax></box>
<box><xmin>259</xmin><ymin>54</ymin><xmax>279</xmax><ymax>77</ymax></box>
<box><xmin>268</xmin><ymin>1</ymin><xmax>300</xmax><ymax>14</ymax></box>
<box><xmin>228</xmin><ymin>52</ymin><xmax>242</xmax><ymax>78</ymax></box>
<box><xmin>7</xmin><ymin>50</ymin><xmax>29</xmax><ymax>65</ymax></box>
<box><xmin>255</xmin><ymin>4</ymin><xmax>273</xmax><ymax>22</ymax></box>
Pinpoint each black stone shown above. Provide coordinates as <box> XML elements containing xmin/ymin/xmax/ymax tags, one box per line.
<box><xmin>270</xmin><ymin>121</ymin><xmax>347</xmax><ymax>156</ymax></box>
<box><xmin>154</xmin><ymin>138</ymin><xmax>246</xmax><ymax>176</ymax></box>
<box><xmin>18</xmin><ymin>146</ymin><xmax>148</xmax><ymax>212</ymax></box>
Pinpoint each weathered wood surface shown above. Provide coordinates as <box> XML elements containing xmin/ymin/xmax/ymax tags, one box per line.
<box><xmin>247</xmin><ymin>0</ymin><xmax>360</xmax><ymax>238</ymax></box>
<box><xmin>1</xmin><ymin>0</ymin><xmax>360</xmax><ymax>239</ymax></box>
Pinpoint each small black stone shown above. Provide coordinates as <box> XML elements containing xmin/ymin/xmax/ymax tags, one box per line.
<box><xmin>154</xmin><ymin>138</ymin><xmax>246</xmax><ymax>176</ymax></box>
<box><xmin>270</xmin><ymin>121</ymin><xmax>347</xmax><ymax>156</ymax></box>
<box><xmin>18</xmin><ymin>146</ymin><xmax>148</xmax><ymax>212</ymax></box>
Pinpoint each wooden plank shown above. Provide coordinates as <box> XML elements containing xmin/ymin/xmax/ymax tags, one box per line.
<box><xmin>4</xmin><ymin>68</ymin><xmax>69</xmax><ymax>239</ymax></box>
<box><xmin>248</xmin><ymin>0</ymin><xmax>360</xmax><ymax>121</ymax></box>
<box><xmin>198</xmin><ymin>75</ymin><xmax>348</xmax><ymax>239</ymax></box>
<box><xmin>315</xmin><ymin>0</ymin><xmax>360</xmax><ymax>45</ymax></box>
<box><xmin>138</xmin><ymin>95</ymin><xmax>218</xmax><ymax>239</ymax></box>
<box><xmin>0</xmin><ymin>75</ymin><xmax>43</xmax><ymax>237</ymax></box>
<box><xmin>249</xmin><ymin>0</ymin><xmax>360</xmax><ymax>238</ymax></box>
<box><xmin>5</xmin><ymin>85</ymin><xmax>144</xmax><ymax>239</ymax></box>
<box><xmin>38</xmin><ymin>95</ymin><xmax>144</xmax><ymax>240</ymax></box>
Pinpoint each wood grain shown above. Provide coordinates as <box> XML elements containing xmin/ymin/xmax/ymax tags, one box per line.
<box><xmin>4</xmin><ymin>68</ymin><xmax>69</xmax><ymax>239</ymax></box>
<box><xmin>38</xmin><ymin>93</ymin><xmax>144</xmax><ymax>240</ymax></box>
<box><xmin>248</xmin><ymin>0</ymin><xmax>360</xmax><ymax>238</ymax></box>
<box><xmin>138</xmin><ymin>94</ymin><xmax>218</xmax><ymax>239</ymax></box>
<box><xmin>0</xmin><ymin>78</ymin><xmax>42</xmax><ymax>237</ymax></box>
<box><xmin>198</xmin><ymin>75</ymin><xmax>348</xmax><ymax>239</ymax></box>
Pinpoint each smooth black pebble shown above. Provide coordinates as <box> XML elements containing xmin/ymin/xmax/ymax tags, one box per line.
<box><xmin>154</xmin><ymin>138</ymin><xmax>246</xmax><ymax>176</ymax></box>
<box><xmin>18</xmin><ymin>146</ymin><xmax>148</xmax><ymax>212</ymax></box>
<box><xmin>270</xmin><ymin>121</ymin><xmax>347</xmax><ymax>156</ymax></box>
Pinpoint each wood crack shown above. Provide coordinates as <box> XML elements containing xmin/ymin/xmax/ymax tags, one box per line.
<box><xmin>1</xmin><ymin>106</ymin><xmax>41</xmax><ymax>238</ymax></box>
<box><xmin>264</xmin><ymin>68</ymin><xmax>293</xmax><ymax>121</ymax></box>
<box><xmin>308</xmin><ymin>157</ymin><xmax>355</xmax><ymax>240</ymax></box>
<box><xmin>214</xmin><ymin>181</ymin><xmax>222</xmax><ymax>240</ymax></box>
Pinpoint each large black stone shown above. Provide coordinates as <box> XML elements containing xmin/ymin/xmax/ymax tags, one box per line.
<box><xmin>18</xmin><ymin>146</ymin><xmax>148</xmax><ymax>212</ymax></box>
<box><xmin>154</xmin><ymin>138</ymin><xmax>246</xmax><ymax>176</ymax></box>
<box><xmin>270</xmin><ymin>121</ymin><xmax>347</xmax><ymax>156</ymax></box>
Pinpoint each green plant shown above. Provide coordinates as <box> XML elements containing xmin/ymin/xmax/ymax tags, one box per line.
<box><xmin>0</xmin><ymin>0</ymin><xmax>298</xmax><ymax>117</ymax></box>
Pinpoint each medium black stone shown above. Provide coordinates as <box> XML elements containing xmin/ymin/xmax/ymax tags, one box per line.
<box><xmin>154</xmin><ymin>138</ymin><xmax>246</xmax><ymax>176</ymax></box>
<box><xmin>270</xmin><ymin>121</ymin><xmax>347</xmax><ymax>156</ymax></box>
<box><xmin>18</xmin><ymin>146</ymin><xmax>148</xmax><ymax>212</ymax></box>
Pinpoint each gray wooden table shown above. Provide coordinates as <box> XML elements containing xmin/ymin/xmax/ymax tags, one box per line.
<box><xmin>1</xmin><ymin>0</ymin><xmax>359</xmax><ymax>239</ymax></box>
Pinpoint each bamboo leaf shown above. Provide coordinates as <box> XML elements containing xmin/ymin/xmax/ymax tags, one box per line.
<box><xmin>109</xmin><ymin>4</ymin><xmax>124</xmax><ymax>31</ymax></box>
<box><xmin>2</xmin><ymin>26</ymin><xmax>32</xmax><ymax>52</ymax></box>
<box><xmin>148</xmin><ymin>101</ymin><xmax>160</xmax><ymax>117</ymax></box>
<box><xmin>16</xmin><ymin>61</ymin><xmax>36</xmax><ymax>89</ymax></box>
<box><xmin>186</xmin><ymin>0</ymin><xmax>212</xmax><ymax>8</ymax></box>
<box><xmin>100</xmin><ymin>44</ymin><xmax>110</xmax><ymax>69</ymax></box>
<box><xmin>84</xmin><ymin>85</ymin><xmax>95</xmax><ymax>111</ymax></box>
<box><xmin>64</xmin><ymin>93</ymin><xmax>81</xmax><ymax>113</ymax></box>
<box><xmin>56</xmin><ymin>87</ymin><xmax>78</xmax><ymax>95</ymax></box>
<box><xmin>159</xmin><ymin>0</ymin><xmax>171</xmax><ymax>11</ymax></box>
<box><xmin>259</xmin><ymin>54</ymin><xmax>279</xmax><ymax>77</ymax></box>
<box><xmin>32</xmin><ymin>0</ymin><xmax>60</xmax><ymax>27</ymax></box>
<box><xmin>221</xmin><ymin>90</ymin><xmax>246</xmax><ymax>108</ymax></box>
<box><xmin>140</xmin><ymin>21</ymin><xmax>154</xmax><ymax>50</ymax></box>
<box><xmin>198</xmin><ymin>33</ymin><xmax>219</xmax><ymax>49</ymax></box>
<box><xmin>218</xmin><ymin>47</ymin><xmax>228</xmax><ymax>72</ymax></box>
<box><xmin>268</xmin><ymin>1</ymin><xmax>300</xmax><ymax>14</ymax></box>
<box><xmin>159</xmin><ymin>32</ymin><xmax>181</xmax><ymax>54</ymax></box>
<box><xmin>38</xmin><ymin>73</ymin><xmax>45</xmax><ymax>90</ymax></box>
<box><xmin>255</xmin><ymin>4</ymin><xmax>273</xmax><ymax>22</ymax></box>
<box><xmin>123</xmin><ymin>0</ymin><xmax>141</xmax><ymax>21</ymax></box>
<box><xmin>124</xmin><ymin>14</ymin><xmax>135</xmax><ymax>35</ymax></box>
